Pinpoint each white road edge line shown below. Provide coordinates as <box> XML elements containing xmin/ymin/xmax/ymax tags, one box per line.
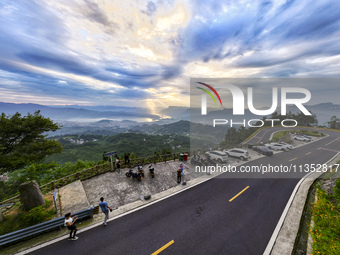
<box><xmin>263</xmin><ymin>150</ymin><xmax>340</xmax><ymax>255</ymax></box>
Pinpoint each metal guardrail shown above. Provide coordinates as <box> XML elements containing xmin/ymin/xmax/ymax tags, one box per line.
<box><xmin>0</xmin><ymin>206</ymin><xmax>97</xmax><ymax>247</ymax></box>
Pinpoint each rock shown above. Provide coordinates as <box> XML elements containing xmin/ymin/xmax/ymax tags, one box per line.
<box><xmin>144</xmin><ymin>194</ymin><xmax>151</xmax><ymax>200</ymax></box>
<box><xmin>19</xmin><ymin>181</ymin><xmax>45</xmax><ymax>210</ymax></box>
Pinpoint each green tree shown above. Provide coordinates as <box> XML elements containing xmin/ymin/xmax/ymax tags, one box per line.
<box><xmin>161</xmin><ymin>148</ymin><xmax>171</xmax><ymax>155</ymax></box>
<box><xmin>294</xmin><ymin>112</ymin><xmax>318</xmax><ymax>126</ymax></box>
<box><xmin>268</xmin><ymin>111</ymin><xmax>318</xmax><ymax>127</ymax></box>
<box><xmin>327</xmin><ymin>116</ymin><xmax>340</xmax><ymax>129</ymax></box>
<box><xmin>220</xmin><ymin>127</ymin><xmax>239</xmax><ymax>148</ymax></box>
<box><xmin>0</xmin><ymin>111</ymin><xmax>62</xmax><ymax>174</ymax></box>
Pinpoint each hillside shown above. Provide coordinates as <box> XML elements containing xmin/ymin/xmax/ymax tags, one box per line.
<box><xmin>46</xmin><ymin>133</ymin><xmax>190</xmax><ymax>164</ymax></box>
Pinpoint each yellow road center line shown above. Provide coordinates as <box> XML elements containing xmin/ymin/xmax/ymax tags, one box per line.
<box><xmin>289</xmin><ymin>158</ymin><xmax>297</xmax><ymax>162</ymax></box>
<box><xmin>229</xmin><ymin>186</ymin><xmax>249</xmax><ymax>202</ymax></box>
<box><xmin>258</xmin><ymin>130</ymin><xmax>268</xmax><ymax>143</ymax></box>
<box><xmin>317</xmin><ymin>147</ymin><xmax>322</xmax><ymax>150</ymax></box>
<box><xmin>151</xmin><ymin>240</ymin><xmax>175</xmax><ymax>255</ymax></box>
<box><xmin>305</xmin><ymin>152</ymin><xmax>311</xmax><ymax>155</ymax></box>
<box><xmin>325</xmin><ymin>138</ymin><xmax>339</xmax><ymax>146</ymax></box>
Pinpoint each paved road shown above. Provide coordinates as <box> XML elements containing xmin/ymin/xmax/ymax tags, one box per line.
<box><xmin>29</xmin><ymin>128</ymin><xmax>340</xmax><ymax>255</ymax></box>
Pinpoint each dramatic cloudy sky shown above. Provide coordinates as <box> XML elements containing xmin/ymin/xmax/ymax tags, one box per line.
<box><xmin>0</xmin><ymin>0</ymin><xmax>340</xmax><ymax>109</ymax></box>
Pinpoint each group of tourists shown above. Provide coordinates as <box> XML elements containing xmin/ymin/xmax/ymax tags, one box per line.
<box><xmin>65</xmin><ymin>162</ymin><xmax>185</xmax><ymax>240</ymax></box>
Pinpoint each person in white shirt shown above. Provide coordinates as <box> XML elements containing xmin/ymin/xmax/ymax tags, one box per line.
<box><xmin>64</xmin><ymin>213</ymin><xmax>78</xmax><ymax>240</ymax></box>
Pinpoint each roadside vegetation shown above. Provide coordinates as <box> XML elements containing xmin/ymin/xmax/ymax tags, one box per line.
<box><xmin>295</xmin><ymin>162</ymin><xmax>340</xmax><ymax>254</ymax></box>
<box><xmin>0</xmin><ymin>198</ymin><xmax>55</xmax><ymax>235</ymax></box>
<box><xmin>46</xmin><ymin>133</ymin><xmax>190</xmax><ymax>164</ymax></box>
<box><xmin>272</xmin><ymin>130</ymin><xmax>325</xmax><ymax>142</ymax></box>
<box><xmin>310</xmin><ymin>182</ymin><xmax>340</xmax><ymax>254</ymax></box>
<box><xmin>0</xmin><ymin>160</ymin><xmax>96</xmax><ymax>201</ymax></box>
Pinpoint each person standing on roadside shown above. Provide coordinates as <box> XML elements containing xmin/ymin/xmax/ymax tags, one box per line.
<box><xmin>177</xmin><ymin>168</ymin><xmax>182</xmax><ymax>184</ymax></box>
<box><xmin>64</xmin><ymin>213</ymin><xmax>78</xmax><ymax>240</ymax></box>
<box><xmin>99</xmin><ymin>197</ymin><xmax>113</xmax><ymax>226</ymax></box>
<box><xmin>116</xmin><ymin>158</ymin><xmax>121</xmax><ymax>174</ymax></box>
<box><xmin>124</xmin><ymin>153</ymin><xmax>128</xmax><ymax>164</ymax></box>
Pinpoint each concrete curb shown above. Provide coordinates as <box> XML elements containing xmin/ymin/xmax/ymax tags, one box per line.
<box><xmin>263</xmin><ymin>151</ymin><xmax>340</xmax><ymax>255</ymax></box>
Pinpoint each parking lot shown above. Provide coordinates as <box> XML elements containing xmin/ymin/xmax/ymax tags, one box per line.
<box><xmin>192</xmin><ymin>132</ymin><xmax>326</xmax><ymax>167</ymax></box>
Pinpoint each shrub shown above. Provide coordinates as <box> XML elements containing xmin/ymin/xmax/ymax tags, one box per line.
<box><xmin>18</xmin><ymin>206</ymin><xmax>55</xmax><ymax>228</ymax></box>
<box><xmin>311</xmin><ymin>188</ymin><xmax>340</xmax><ymax>254</ymax></box>
<box><xmin>0</xmin><ymin>200</ymin><xmax>55</xmax><ymax>235</ymax></box>
<box><xmin>334</xmin><ymin>179</ymin><xmax>340</xmax><ymax>206</ymax></box>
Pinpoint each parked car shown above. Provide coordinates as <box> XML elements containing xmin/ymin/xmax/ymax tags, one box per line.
<box><xmin>223</xmin><ymin>148</ymin><xmax>250</xmax><ymax>160</ymax></box>
<box><xmin>205</xmin><ymin>151</ymin><xmax>228</xmax><ymax>163</ymax></box>
<box><xmin>277</xmin><ymin>142</ymin><xmax>293</xmax><ymax>150</ymax></box>
<box><xmin>293</xmin><ymin>135</ymin><xmax>311</xmax><ymax>142</ymax></box>
<box><xmin>265</xmin><ymin>143</ymin><xmax>289</xmax><ymax>151</ymax></box>
<box><xmin>253</xmin><ymin>146</ymin><xmax>274</xmax><ymax>156</ymax></box>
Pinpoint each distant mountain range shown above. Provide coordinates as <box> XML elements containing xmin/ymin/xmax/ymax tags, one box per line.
<box><xmin>0</xmin><ymin>102</ymin><xmax>338</xmax><ymax>125</ymax></box>
<box><xmin>0</xmin><ymin>102</ymin><xmax>158</xmax><ymax>122</ymax></box>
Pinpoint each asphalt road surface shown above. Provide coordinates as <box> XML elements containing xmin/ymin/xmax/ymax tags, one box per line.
<box><xmin>29</xmin><ymin>128</ymin><xmax>340</xmax><ymax>255</ymax></box>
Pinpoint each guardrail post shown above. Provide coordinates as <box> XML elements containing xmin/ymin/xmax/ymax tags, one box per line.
<box><xmin>76</xmin><ymin>173</ymin><xmax>80</xmax><ymax>180</ymax></box>
<box><xmin>51</xmin><ymin>182</ymin><xmax>55</xmax><ymax>190</ymax></box>
<box><xmin>96</xmin><ymin>166</ymin><xmax>99</xmax><ymax>175</ymax></box>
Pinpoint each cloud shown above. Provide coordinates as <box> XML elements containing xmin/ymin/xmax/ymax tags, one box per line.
<box><xmin>144</xmin><ymin>1</ymin><xmax>157</xmax><ymax>16</ymax></box>
<box><xmin>179</xmin><ymin>0</ymin><xmax>340</xmax><ymax>71</ymax></box>
<box><xmin>81</xmin><ymin>0</ymin><xmax>118</xmax><ymax>33</ymax></box>
<box><xmin>0</xmin><ymin>0</ymin><xmax>340</xmax><ymax>108</ymax></box>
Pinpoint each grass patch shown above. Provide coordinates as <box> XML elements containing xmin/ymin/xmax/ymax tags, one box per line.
<box><xmin>310</xmin><ymin>187</ymin><xmax>340</xmax><ymax>254</ymax></box>
<box><xmin>299</xmin><ymin>130</ymin><xmax>325</xmax><ymax>137</ymax></box>
<box><xmin>272</xmin><ymin>129</ymin><xmax>325</xmax><ymax>141</ymax></box>
<box><xmin>272</xmin><ymin>130</ymin><xmax>291</xmax><ymax>141</ymax></box>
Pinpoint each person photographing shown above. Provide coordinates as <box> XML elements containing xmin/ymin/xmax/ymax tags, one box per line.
<box><xmin>64</xmin><ymin>213</ymin><xmax>78</xmax><ymax>240</ymax></box>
